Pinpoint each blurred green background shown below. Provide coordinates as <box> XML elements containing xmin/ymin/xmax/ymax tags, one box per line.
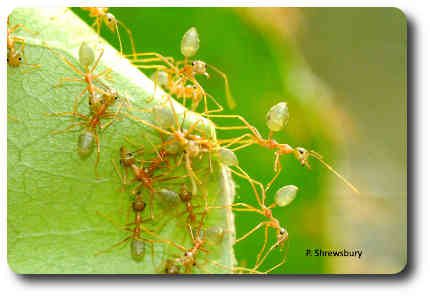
<box><xmin>72</xmin><ymin>7</ymin><xmax>406</xmax><ymax>274</ymax></box>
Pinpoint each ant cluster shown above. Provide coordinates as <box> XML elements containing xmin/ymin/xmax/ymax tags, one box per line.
<box><xmin>7</xmin><ymin>8</ymin><xmax>359</xmax><ymax>274</ymax></box>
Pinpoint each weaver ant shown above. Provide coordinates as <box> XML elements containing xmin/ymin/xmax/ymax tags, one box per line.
<box><xmin>96</xmin><ymin>191</ymin><xmax>158</xmax><ymax>263</ymax></box>
<box><xmin>126</xmin><ymin>27</ymin><xmax>235</xmax><ymax>115</ymax></box>
<box><xmin>211</xmin><ymin>167</ymin><xmax>295</xmax><ymax>273</ymax></box>
<box><xmin>81</xmin><ymin>7</ymin><xmax>136</xmax><ymax>58</ymax></box>
<box><xmin>46</xmin><ymin>85</ymin><xmax>125</xmax><ymax>178</ymax></box>
<box><xmin>216</xmin><ymin>102</ymin><xmax>360</xmax><ymax>193</ymax></box>
<box><xmin>47</xmin><ymin>41</ymin><xmax>114</xmax><ymax>114</ymax></box>
<box><xmin>125</xmin><ymin>97</ymin><xmax>218</xmax><ymax>195</ymax></box>
<box><xmin>113</xmin><ymin>145</ymin><xmax>187</xmax><ymax>219</ymax></box>
<box><xmin>7</xmin><ymin>16</ymin><xmax>40</xmax><ymax>73</ymax></box>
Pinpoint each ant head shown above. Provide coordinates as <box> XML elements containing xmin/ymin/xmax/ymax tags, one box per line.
<box><xmin>103</xmin><ymin>13</ymin><xmax>118</xmax><ymax>32</ymax></box>
<box><xmin>277</xmin><ymin>227</ymin><xmax>288</xmax><ymax>243</ymax></box>
<box><xmin>7</xmin><ymin>51</ymin><xmax>22</xmax><ymax>67</ymax></box>
<box><xmin>294</xmin><ymin>147</ymin><xmax>311</xmax><ymax>169</ymax></box>
<box><xmin>105</xmin><ymin>89</ymin><xmax>119</xmax><ymax>104</ymax></box>
<box><xmin>191</xmin><ymin>60</ymin><xmax>209</xmax><ymax>78</ymax></box>
<box><xmin>120</xmin><ymin>146</ymin><xmax>135</xmax><ymax>163</ymax></box>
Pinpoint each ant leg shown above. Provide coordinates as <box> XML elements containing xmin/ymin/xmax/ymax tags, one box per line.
<box><xmin>123</xmin><ymin>112</ymin><xmax>173</xmax><ymax>136</ymax></box>
<box><xmin>218</xmin><ymin>133</ymin><xmax>255</xmax><ymax>149</ymax></box>
<box><xmin>255</xmin><ymin>224</ymin><xmax>270</xmax><ymax>266</ymax></box>
<box><xmin>149</xmin><ymin>191</ymin><xmax>154</xmax><ymax>220</ymax></box>
<box><xmin>236</xmin><ymin>221</ymin><xmax>266</xmax><ymax>243</ymax></box>
<box><xmin>49</xmin><ymin>122</ymin><xmax>87</xmax><ymax>135</ymax></box>
<box><xmin>209</xmin><ymin>202</ymin><xmax>261</xmax><ymax>213</ymax></box>
<box><xmin>9</xmin><ymin>24</ymin><xmax>38</xmax><ymax>35</ymax></box>
<box><xmin>203</xmin><ymin>93</ymin><xmax>224</xmax><ymax>116</ymax></box>
<box><xmin>93</xmin><ymin>68</ymin><xmax>112</xmax><ymax>80</ymax></box>
<box><xmin>230</xmin><ymin>166</ymin><xmax>265</xmax><ymax>208</ymax></box>
<box><xmin>149</xmin><ymin>70</ymin><xmax>159</xmax><ymax>103</ymax></box>
<box><xmin>254</xmin><ymin>235</ymin><xmax>286</xmax><ymax>271</ymax></box>
<box><xmin>185</xmin><ymin>152</ymin><xmax>201</xmax><ymax>195</ymax></box>
<box><xmin>232</xmin><ymin>266</ymin><xmax>265</xmax><ymax>274</ymax></box>
<box><xmin>140</xmin><ymin>132</ymin><xmax>162</xmax><ymax>160</ymax></box>
<box><xmin>100</xmin><ymin>101</ymin><xmax>124</xmax><ymax>130</ymax></box>
<box><xmin>141</xmin><ymin>229</ymin><xmax>187</xmax><ymax>253</ymax></box>
<box><xmin>261</xmin><ymin>243</ymin><xmax>288</xmax><ymax>274</ymax></box>
<box><xmin>93</xmin><ymin>129</ymin><xmax>101</xmax><ymax>179</ymax></box>
<box><xmin>45</xmin><ymin>111</ymin><xmax>89</xmax><ymax>121</ymax></box>
<box><xmin>95</xmin><ymin>236</ymin><xmax>132</xmax><ymax>256</ymax></box>
<box><xmin>111</xmin><ymin>158</ymin><xmax>127</xmax><ymax>190</ymax></box>
<box><xmin>206</xmin><ymin>114</ymin><xmax>255</xmax><ymax>131</ymax></box>
<box><xmin>206</xmin><ymin>63</ymin><xmax>236</xmax><ymax>109</ymax></box>
<box><xmin>117</xmin><ymin>19</ymin><xmax>136</xmax><ymax>59</ymax></box>
<box><xmin>113</xmin><ymin>23</ymin><xmax>124</xmax><ymax>57</ymax></box>
<box><xmin>72</xmin><ymin>88</ymin><xmax>88</xmax><ymax>115</ymax></box>
<box><xmin>46</xmin><ymin>46</ymin><xmax>85</xmax><ymax>77</ymax></box>
<box><xmin>127</xmin><ymin>52</ymin><xmax>178</xmax><ymax>70</ymax></box>
<box><xmin>265</xmin><ymin>153</ymin><xmax>282</xmax><ymax>192</ymax></box>
<box><xmin>90</xmin><ymin>48</ymin><xmax>105</xmax><ymax>73</ymax></box>
<box><xmin>8</xmin><ymin>115</ymin><xmax>19</xmax><ymax>123</ymax></box>
<box><xmin>165</xmin><ymin>94</ymin><xmax>181</xmax><ymax>131</ymax></box>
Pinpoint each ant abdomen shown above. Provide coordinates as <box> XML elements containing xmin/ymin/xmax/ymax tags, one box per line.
<box><xmin>130</xmin><ymin>238</ymin><xmax>145</xmax><ymax>262</ymax></box>
<box><xmin>274</xmin><ymin>185</ymin><xmax>298</xmax><ymax>207</ymax></box>
<box><xmin>157</xmin><ymin>189</ymin><xmax>181</xmax><ymax>209</ymax></box>
<box><xmin>78</xmin><ymin>130</ymin><xmax>95</xmax><ymax>157</ymax></box>
<box><xmin>181</xmin><ymin>27</ymin><xmax>199</xmax><ymax>58</ymax></box>
<box><xmin>78</xmin><ymin>42</ymin><xmax>95</xmax><ymax>70</ymax></box>
<box><xmin>217</xmin><ymin>147</ymin><xmax>238</xmax><ymax>167</ymax></box>
<box><xmin>266</xmin><ymin>102</ymin><xmax>289</xmax><ymax>132</ymax></box>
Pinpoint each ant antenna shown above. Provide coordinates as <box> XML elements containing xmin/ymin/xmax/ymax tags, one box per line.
<box><xmin>206</xmin><ymin>64</ymin><xmax>236</xmax><ymax>109</ymax></box>
<box><xmin>310</xmin><ymin>151</ymin><xmax>360</xmax><ymax>195</ymax></box>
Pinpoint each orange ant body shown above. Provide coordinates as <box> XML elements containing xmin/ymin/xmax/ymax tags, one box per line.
<box><xmin>46</xmin><ymin>86</ymin><xmax>124</xmax><ymax>178</ymax></box>
<box><xmin>153</xmin><ymin>70</ymin><xmax>224</xmax><ymax>115</ymax></box>
<box><xmin>114</xmin><ymin>146</ymin><xmax>185</xmax><ymax>219</ymax></box>
<box><xmin>81</xmin><ymin>7</ymin><xmax>136</xmax><ymax>58</ymax></box>
<box><xmin>125</xmin><ymin>98</ymin><xmax>218</xmax><ymax>195</ymax></box>
<box><xmin>7</xmin><ymin>16</ymin><xmax>40</xmax><ymax>72</ymax></box>
<box><xmin>211</xmin><ymin>167</ymin><xmax>290</xmax><ymax>273</ymax></box>
<box><xmin>47</xmin><ymin>41</ymin><xmax>113</xmax><ymax>114</ymax></box>
<box><xmin>161</xmin><ymin>224</ymin><xmax>211</xmax><ymax>274</ymax></box>
<box><xmin>96</xmin><ymin>192</ymin><xmax>154</xmax><ymax>262</ymax></box>
<box><xmin>127</xmin><ymin>27</ymin><xmax>235</xmax><ymax>114</ymax></box>
<box><xmin>215</xmin><ymin>103</ymin><xmax>359</xmax><ymax>193</ymax></box>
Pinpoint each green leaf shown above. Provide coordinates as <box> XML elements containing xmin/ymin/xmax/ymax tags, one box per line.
<box><xmin>7</xmin><ymin>8</ymin><xmax>236</xmax><ymax>274</ymax></box>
